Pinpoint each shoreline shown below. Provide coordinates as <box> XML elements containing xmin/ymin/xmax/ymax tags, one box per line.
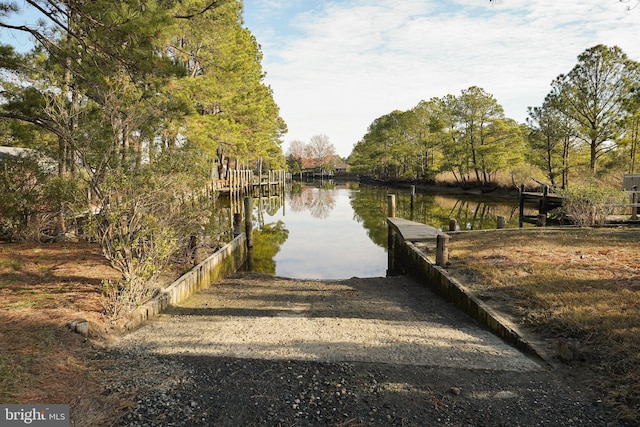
<box><xmin>339</xmin><ymin>175</ymin><xmax>524</xmax><ymax>200</ymax></box>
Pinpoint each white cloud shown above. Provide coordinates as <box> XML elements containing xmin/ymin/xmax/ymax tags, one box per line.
<box><xmin>244</xmin><ymin>0</ymin><xmax>640</xmax><ymax>157</ymax></box>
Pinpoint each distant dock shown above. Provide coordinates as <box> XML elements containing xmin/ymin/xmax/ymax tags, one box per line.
<box><xmin>518</xmin><ymin>185</ymin><xmax>563</xmax><ymax>227</ymax></box>
<box><xmin>213</xmin><ymin>170</ymin><xmax>291</xmax><ymax>197</ymax></box>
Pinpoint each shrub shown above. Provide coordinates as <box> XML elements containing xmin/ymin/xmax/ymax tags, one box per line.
<box><xmin>558</xmin><ymin>184</ymin><xmax>626</xmax><ymax>226</ymax></box>
<box><xmin>0</xmin><ymin>154</ymin><xmax>48</xmax><ymax>240</ymax></box>
<box><xmin>0</xmin><ymin>150</ymin><xmax>86</xmax><ymax>241</ymax></box>
<box><xmin>89</xmin><ymin>170</ymin><xmax>209</xmax><ymax>319</ymax></box>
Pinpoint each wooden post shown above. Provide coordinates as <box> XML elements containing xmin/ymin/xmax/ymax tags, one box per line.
<box><xmin>233</xmin><ymin>213</ymin><xmax>242</xmax><ymax>237</ymax></box>
<box><xmin>540</xmin><ymin>185</ymin><xmax>549</xmax><ymax>214</ymax></box>
<box><xmin>518</xmin><ymin>184</ymin><xmax>525</xmax><ymax>228</ymax></box>
<box><xmin>387</xmin><ymin>222</ymin><xmax>396</xmax><ymax>275</ymax></box>
<box><xmin>449</xmin><ymin>218</ymin><xmax>457</xmax><ymax>232</ymax></box>
<box><xmin>536</xmin><ymin>213</ymin><xmax>547</xmax><ymax>227</ymax></box>
<box><xmin>388</xmin><ymin>194</ymin><xmax>396</xmax><ymax>218</ymax></box>
<box><xmin>632</xmin><ymin>191</ymin><xmax>638</xmax><ymax>220</ymax></box>
<box><xmin>496</xmin><ymin>215</ymin><xmax>506</xmax><ymax>229</ymax></box>
<box><xmin>244</xmin><ymin>196</ymin><xmax>253</xmax><ymax>248</ymax></box>
<box><xmin>436</xmin><ymin>234</ymin><xmax>450</xmax><ymax>266</ymax></box>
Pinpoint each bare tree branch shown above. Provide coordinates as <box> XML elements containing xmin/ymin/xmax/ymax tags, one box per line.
<box><xmin>174</xmin><ymin>0</ymin><xmax>224</xmax><ymax>19</ymax></box>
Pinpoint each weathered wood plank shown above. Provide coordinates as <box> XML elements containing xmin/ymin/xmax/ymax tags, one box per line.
<box><xmin>387</xmin><ymin>217</ymin><xmax>440</xmax><ymax>241</ymax></box>
<box><xmin>521</xmin><ymin>191</ymin><xmax>563</xmax><ymax>203</ymax></box>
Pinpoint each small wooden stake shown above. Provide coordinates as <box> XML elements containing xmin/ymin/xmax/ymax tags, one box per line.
<box><xmin>436</xmin><ymin>234</ymin><xmax>450</xmax><ymax>266</ymax></box>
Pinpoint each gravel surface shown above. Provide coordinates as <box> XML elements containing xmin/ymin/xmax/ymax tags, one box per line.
<box><xmin>99</xmin><ymin>272</ymin><xmax>624</xmax><ymax>426</ymax></box>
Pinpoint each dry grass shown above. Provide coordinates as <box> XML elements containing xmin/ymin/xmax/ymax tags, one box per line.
<box><xmin>3</xmin><ymin>232</ymin><xmax>640</xmax><ymax>422</ymax></box>
<box><xmin>445</xmin><ymin>227</ymin><xmax>640</xmax><ymax>421</ymax></box>
<box><xmin>0</xmin><ymin>242</ymin><xmax>122</xmax><ymax>425</ymax></box>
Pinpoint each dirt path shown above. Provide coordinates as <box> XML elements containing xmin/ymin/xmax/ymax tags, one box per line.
<box><xmin>105</xmin><ymin>273</ymin><xmax>622</xmax><ymax>426</ymax></box>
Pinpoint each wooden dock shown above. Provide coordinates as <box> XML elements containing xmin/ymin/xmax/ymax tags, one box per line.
<box><xmin>213</xmin><ymin>170</ymin><xmax>291</xmax><ymax>196</ymax></box>
<box><xmin>386</xmin><ymin>217</ymin><xmax>441</xmax><ymax>241</ymax></box>
<box><xmin>518</xmin><ymin>185</ymin><xmax>563</xmax><ymax>227</ymax></box>
<box><xmin>386</xmin><ymin>216</ymin><xmax>450</xmax><ymax>275</ymax></box>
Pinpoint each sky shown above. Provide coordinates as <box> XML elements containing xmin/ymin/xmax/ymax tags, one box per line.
<box><xmin>242</xmin><ymin>0</ymin><xmax>640</xmax><ymax>158</ymax></box>
<box><xmin>2</xmin><ymin>2</ymin><xmax>639</xmax><ymax>158</ymax></box>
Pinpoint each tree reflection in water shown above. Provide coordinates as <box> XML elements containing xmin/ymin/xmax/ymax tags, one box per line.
<box><xmin>246</xmin><ymin>182</ymin><xmax>531</xmax><ymax>279</ymax></box>
<box><xmin>250</xmin><ymin>220</ymin><xmax>288</xmax><ymax>274</ymax></box>
<box><xmin>288</xmin><ymin>183</ymin><xmax>336</xmax><ymax>219</ymax></box>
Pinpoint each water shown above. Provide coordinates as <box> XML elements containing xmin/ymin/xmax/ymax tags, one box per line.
<box><xmin>249</xmin><ymin>182</ymin><xmax>388</xmax><ymax>279</ymax></box>
<box><xmin>246</xmin><ymin>182</ymin><xmax>532</xmax><ymax>280</ymax></box>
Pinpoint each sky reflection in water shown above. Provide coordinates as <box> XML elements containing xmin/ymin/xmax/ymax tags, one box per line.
<box><xmin>260</xmin><ymin>185</ymin><xmax>388</xmax><ymax>280</ymax></box>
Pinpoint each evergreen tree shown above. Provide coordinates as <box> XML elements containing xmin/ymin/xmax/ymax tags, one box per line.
<box><xmin>548</xmin><ymin>45</ymin><xmax>637</xmax><ymax>174</ymax></box>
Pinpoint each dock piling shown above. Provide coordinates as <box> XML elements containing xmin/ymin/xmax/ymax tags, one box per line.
<box><xmin>436</xmin><ymin>234</ymin><xmax>450</xmax><ymax>266</ymax></box>
<box><xmin>388</xmin><ymin>194</ymin><xmax>396</xmax><ymax>218</ymax></box>
<box><xmin>519</xmin><ymin>184</ymin><xmax>525</xmax><ymax>228</ymax></box>
<box><xmin>244</xmin><ymin>196</ymin><xmax>253</xmax><ymax>248</ymax></box>
<box><xmin>233</xmin><ymin>213</ymin><xmax>242</xmax><ymax>237</ymax></box>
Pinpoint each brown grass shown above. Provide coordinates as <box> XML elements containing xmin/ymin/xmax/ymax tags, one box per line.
<box><xmin>2</xmin><ymin>231</ymin><xmax>640</xmax><ymax>422</ymax></box>
<box><xmin>445</xmin><ymin>227</ymin><xmax>640</xmax><ymax>421</ymax></box>
<box><xmin>0</xmin><ymin>242</ymin><xmax>122</xmax><ymax>424</ymax></box>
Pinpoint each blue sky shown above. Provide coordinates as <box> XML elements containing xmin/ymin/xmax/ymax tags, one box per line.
<box><xmin>243</xmin><ymin>0</ymin><xmax>640</xmax><ymax>157</ymax></box>
<box><xmin>3</xmin><ymin>2</ymin><xmax>639</xmax><ymax>158</ymax></box>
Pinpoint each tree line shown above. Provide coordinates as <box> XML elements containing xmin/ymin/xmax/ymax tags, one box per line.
<box><xmin>0</xmin><ymin>0</ymin><xmax>285</xmax><ymax>317</ymax></box>
<box><xmin>349</xmin><ymin>45</ymin><xmax>640</xmax><ymax>189</ymax></box>
<box><xmin>285</xmin><ymin>134</ymin><xmax>340</xmax><ymax>175</ymax></box>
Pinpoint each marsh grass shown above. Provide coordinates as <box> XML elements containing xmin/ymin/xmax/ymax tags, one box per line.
<box><xmin>446</xmin><ymin>227</ymin><xmax>640</xmax><ymax>421</ymax></box>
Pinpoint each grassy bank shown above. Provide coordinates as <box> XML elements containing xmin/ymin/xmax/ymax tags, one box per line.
<box><xmin>445</xmin><ymin>227</ymin><xmax>640</xmax><ymax>422</ymax></box>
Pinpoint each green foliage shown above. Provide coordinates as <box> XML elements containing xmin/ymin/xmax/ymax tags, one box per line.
<box><xmin>558</xmin><ymin>184</ymin><xmax>627</xmax><ymax>226</ymax></box>
<box><xmin>527</xmin><ymin>101</ymin><xmax>575</xmax><ymax>188</ymax></box>
<box><xmin>0</xmin><ymin>152</ymin><xmax>84</xmax><ymax>241</ymax></box>
<box><xmin>88</xmin><ymin>167</ymin><xmax>210</xmax><ymax>319</ymax></box>
<box><xmin>251</xmin><ymin>221</ymin><xmax>289</xmax><ymax>274</ymax></box>
<box><xmin>349</xmin><ymin>45</ymin><xmax>640</xmax><ymax>187</ymax></box>
<box><xmin>0</xmin><ymin>1</ymin><xmax>287</xmax><ymax>316</ymax></box>
<box><xmin>286</xmin><ymin>154</ymin><xmax>302</xmax><ymax>175</ymax></box>
<box><xmin>548</xmin><ymin>45</ymin><xmax>638</xmax><ymax>174</ymax></box>
<box><xmin>0</xmin><ymin>154</ymin><xmax>45</xmax><ymax>240</ymax></box>
<box><xmin>351</xmin><ymin>88</ymin><xmax>523</xmax><ymax>185</ymax></box>
<box><xmin>168</xmin><ymin>0</ymin><xmax>286</xmax><ymax>167</ymax></box>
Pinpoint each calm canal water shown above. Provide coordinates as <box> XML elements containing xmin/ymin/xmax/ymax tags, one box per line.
<box><xmin>245</xmin><ymin>182</ymin><xmax>530</xmax><ymax>280</ymax></box>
